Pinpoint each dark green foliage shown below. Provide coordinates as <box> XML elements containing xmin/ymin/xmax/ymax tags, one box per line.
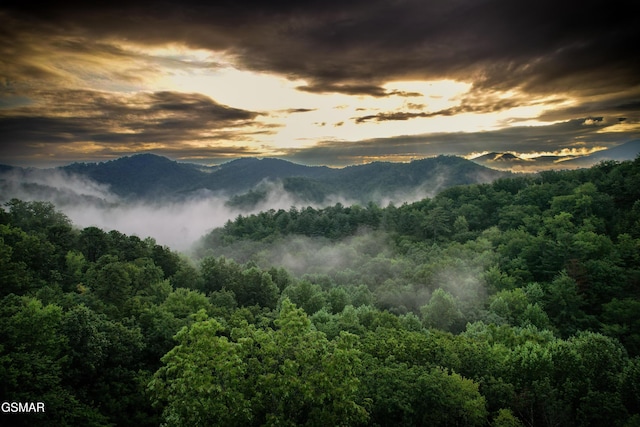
<box><xmin>282</xmin><ymin>176</ymin><xmax>331</xmax><ymax>203</ymax></box>
<box><xmin>63</xmin><ymin>153</ymin><xmax>205</xmax><ymax>199</ymax></box>
<box><xmin>3</xmin><ymin>157</ymin><xmax>640</xmax><ymax>426</ymax></box>
<box><xmin>358</xmin><ymin>359</ymin><xmax>487</xmax><ymax>427</ymax></box>
<box><xmin>225</xmin><ymin>188</ymin><xmax>269</xmax><ymax>209</ymax></box>
<box><xmin>59</xmin><ymin>154</ymin><xmax>506</xmax><ymax>204</ymax></box>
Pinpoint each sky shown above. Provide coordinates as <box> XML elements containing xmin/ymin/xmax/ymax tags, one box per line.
<box><xmin>1</xmin><ymin>0</ymin><xmax>639</xmax><ymax>168</ymax></box>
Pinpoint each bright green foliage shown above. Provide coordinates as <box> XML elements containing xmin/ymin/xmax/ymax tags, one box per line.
<box><xmin>492</xmin><ymin>408</ymin><xmax>524</xmax><ymax>427</ymax></box>
<box><xmin>149</xmin><ymin>313</ymin><xmax>252</xmax><ymax>426</ymax></box>
<box><xmin>64</xmin><ymin>249</ymin><xmax>86</xmax><ymax>289</ymax></box>
<box><xmin>419</xmin><ymin>367</ymin><xmax>487</xmax><ymax>426</ymax></box>
<box><xmin>489</xmin><ymin>288</ymin><xmax>551</xmax><ymax>329</ymax></box>
<box><xmin>0</xmin><ymin>295</ymin><xmax>108</xmax><ymax>426</ymax></box>
<box><xmin>4</xmin><ymin>157</ymin><xmax>640</xmax><ymax>426</ymax></box>
<box><xmin>161</xmin><ymin>288</ymin><xmax>213</xmax><ymax>319</ymax></box>
<box><xmin>150</xmin><ymin>300</ymin><xmax>369</xmax><ymax>426</ymax></box>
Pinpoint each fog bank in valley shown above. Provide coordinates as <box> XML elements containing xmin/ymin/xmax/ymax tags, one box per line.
<box><xmin>0</xmin><ymin>169</ymin><xmax>314</xmax><ymax>250</ymax></box>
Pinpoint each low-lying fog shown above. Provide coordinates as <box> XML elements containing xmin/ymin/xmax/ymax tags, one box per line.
<box><xmin>1</xmin><ymin>167</ymin><xmax>491</xmax><ymax>317</ymax></box>
<box><xmin>0</xmin><ymin>164</ymin><xmax>457</xmax><ymax>251</ymax></box>
<box><xmin>0</xmin><ymin>168</ymin><xmax>356</xmax><ymax>251</ymax></box>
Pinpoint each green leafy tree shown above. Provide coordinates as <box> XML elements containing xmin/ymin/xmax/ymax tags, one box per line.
<box><xmin>170</xmin><ymin>257</ymin><xmax>204</xmax><ymax>290</ymax></box>
<box><xmin>491</xmin><ymin>408</ymin><xmax>524</xmax><ymax>427</ymax></box>
<box><xmin>543</xmin><ymin>271</ymin><xmax>592</xmax><ymax>337</ymax></box>
<box><xmin>79</xmin><ymin>226</ymin><xmax>110</xmax><ymax>263</ymax></box>
<box><xmin>150</xmin><ymin>300</ymin><xmax>369</xmax><ymax>426</ymax></box>
<box><xmin>602</xmin><ymin>298</ymin><xmax>640</xmax><ymax>356</ymax></box>
<box><xmin>161</xmin><ymin>288</ymin><xmax>213</xmax><ymax>319</ymax></box>
<box><xmin>0</xmin><ymin>232</ymin><xmax>30</xmax><ymax>297</ymax></box>
<box><xmin>0</xmin><ymin>295</ymin><xmax>107</xmax><ymax>426</ymax></box>
<box><xmin>358</xmin><ymin>356</ymin><xmax>487</xmax><ymax>427</ymax></box>
<box><xmin>87</xmin><ymin>256</ymin><xmax>133</xmax><ymax>315</ymax></box>
<box><xmin>326</xmin><ymin>286</ymin><xmax>350</xmax><ymax>314</ymax></box>
<box><xmin>4</xmin><ymin>199</ymin><xmax>73</xmax><ymax>239</ymax></box>
<box><xmin>149</xmin><ymin>312</ymin><xmax>251</xmax><ymax>426</ymax></box>
<box><xmin>489</xmin><ymin>288</ymin><xmax>550</xmax><ymax>330</ymax></box>
<box><xmin>620</xmin><ymin>357</ymin><xmax>640</xmax><ymax>418</ymax></box>
<box><xmin>423</xmin><ymin>206</ymin><xmax>451</xmax><ymax>241</ymax></box>
<box><xmin>231</xmin><ymin>267</ymin><xmax>279</xmax><ymax>309</ymax></box>
<box><xmin>136</xmin><ymin>305</ymin><xmax>183</xmax><ymax>369</ymax></box>
<box><xmin>199</xmin><ymin>256</ymin><xmax>241</xmax><ymax>293</ymax></box>
<box><xmin>551</xmin><ymin>331</ymin><xmax>628</xmax><ymax>426</ymax></box>
<box><xmin>418</xmin><ymin>367</ymin><xmax>487</xmax><ymax>426</ymax></box>
<box><xmin>0</xmin><ymin>223</ymin><xmax>58</xmax><ymax>291</ymax></box>
<box><xmin>281</xmin><ymin>280</ymin><xmax>326</xmax><ymax>314</ymax></box>
<box><xmin>421</xmin><ymin>288</ymin><xmax>464</xmax><ymax>332</ymax></box>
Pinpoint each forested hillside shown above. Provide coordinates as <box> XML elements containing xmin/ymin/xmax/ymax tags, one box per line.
<box><xmin>58</xmin><ymin>153</ymin><xmax>506</xmax><ymax>204</ymax></box>
<box><xmin>2</xmin><ymin>158</ymin><xmax>640</xmax><ymax>426</ymax></box>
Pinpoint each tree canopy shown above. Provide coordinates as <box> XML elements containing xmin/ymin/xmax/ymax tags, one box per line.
<box><xmin>2</xmin><ymin>157</ymin><xmax>640</xmax><ymax>426</ymax></box>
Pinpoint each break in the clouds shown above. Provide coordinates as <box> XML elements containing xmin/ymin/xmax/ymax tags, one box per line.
<box><xmin>1</xmin><ymin>0</ymin><xmax>639</xmax><ymax>167</ymax></box>
<box><xmin>284</xmin><ymin>118</ymin><xmax>638</xmax><ymax>166</ymax></box>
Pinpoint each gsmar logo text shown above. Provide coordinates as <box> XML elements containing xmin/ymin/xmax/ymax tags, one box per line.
<box><xmin>1</xmin><ymin>402</ymin><xmax>45</xmax><ymax>413</ymax></box>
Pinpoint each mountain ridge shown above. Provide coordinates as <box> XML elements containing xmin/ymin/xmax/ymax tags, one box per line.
<box><xmin>2</xmin><ymin>153</ymin><xmax>509</xmax><ymax>207</ymax></box>
<box><xmin>471</xmin><ymin>139</ymin><xmax>640</xmax><ymax>171</ymax></box>
<box><xmin>4</xmin><ymin>146</ymin><xmax>640</xmax><ymax>212</ymax></box>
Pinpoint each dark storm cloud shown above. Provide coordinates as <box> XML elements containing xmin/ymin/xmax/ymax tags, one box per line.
<box><xmin>4</xmin><ymin>0</ymin><xmax>639</xmax><ymax>99</ymax></box>
<box><xmin>0</xmin><ymin>89</ymin><xmax>267</xmax><ymax>164</ymax></box>
<box><xmin>2</xmin><ymin>0</ymin><xmax>639</xmax><ymax>167</ymax></box>
<box><xmin>538</xmin><ymin>89</ymin><xmax>640</xmax><ymax>123</ymax></box>
<box><xmin>144</xmin><ymin>92</ymin><xmax>257</xmax><ymax>120</ymax></box>
<box><xmin>353</xmin><ymin>91</ymin><xmax>549</xmax><ymax>123</ymax></box>
<box><xmin>280</xmin><ymin>108</ymin><xmax>317</xmax><ymax>114</ymax></box>
<box><xmin>283</xmin><ymin>119</ymin><xmax>635</xmax><ymax>167</ymax></box>
<box><xmin>298</xmin><ymin>84</ymin><xmax>393</xmax><ymax>98</ymax></box>
<box><xmin>298</xmin><ymin>83</ymin><xmax>423</xmax><ymax>98</ymax></box>
<box><xmin>354</xmin><ymin>99</ymin><xmax>524</xmax><ymax>123</ymax></box>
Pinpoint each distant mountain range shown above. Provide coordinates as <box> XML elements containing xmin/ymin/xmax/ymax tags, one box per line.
<box><xmin>471</xmin><ymin>139</ymin><xmax>640</xmax><ymax>171</ymax></box>
<box><xmin>1</xmin><ymin>154</ymin><xmax>507</xmax><ymax>208</ymax></box>
<box><xmin>4</xmin><ymin>141</ymin><xmax>639</xmax><ymax>210</ymax></box>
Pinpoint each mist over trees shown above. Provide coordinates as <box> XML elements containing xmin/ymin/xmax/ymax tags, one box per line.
<box><xmin>0</xmin><ymin>154</ymin><xmax>507</xmax><ymax>251</ymax></box>
<box><xmin>2</xmin><ymin>157</ymin><xmax>640</xmax><ymax>426</ymax></box>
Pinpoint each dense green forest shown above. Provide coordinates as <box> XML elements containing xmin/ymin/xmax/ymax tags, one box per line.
<box><xmin>2</xmin><ymin>158</ymin><xmax>640</xmax><ymax>426</ymax></box>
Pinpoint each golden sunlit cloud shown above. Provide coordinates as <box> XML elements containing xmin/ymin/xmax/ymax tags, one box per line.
<box><xmin>517</xmin><ymin>146</ymin><xmax>608</xmax><ymax>159</ymax></box>
<box><xmin>596</xmin><ymin>120</ymin><xmax>640</xmax><ymax>133</ymax></box>
<box><xmin>2</xmin><ymin>6</ymin><xmax>638</xmax><ymax>170</ymax></box>
<box><xmin>146</xmin><ymin>51</ymin><xmax>482</xmax><ymax>148</ymax></box>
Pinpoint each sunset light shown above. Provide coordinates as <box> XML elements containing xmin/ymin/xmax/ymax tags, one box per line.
<box><xmin>1</xmin><ymin>1</ymin><xmax>638</xmax><ymax>167</ymax></box>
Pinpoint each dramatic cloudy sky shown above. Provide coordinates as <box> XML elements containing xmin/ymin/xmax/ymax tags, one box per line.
<box><xmin>1</xmin><ymin>0</ymin><xmax>639</xmax><ymax>167</ymax></box>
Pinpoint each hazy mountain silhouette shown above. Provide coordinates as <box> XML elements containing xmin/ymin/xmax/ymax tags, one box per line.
<box><xmin>558</xmin><ymin>139</ymin><xmax>640</xmax><ymax>167</ymax></box>
<box><xmin>47</xmin><ymin>153</ymin><xmax>507</xmax><ymax>205</ymax></box>
<box><xmin>471</xmin><ymin>140</ymin><xmax>640</xmax><ymax>171</ymax></box>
